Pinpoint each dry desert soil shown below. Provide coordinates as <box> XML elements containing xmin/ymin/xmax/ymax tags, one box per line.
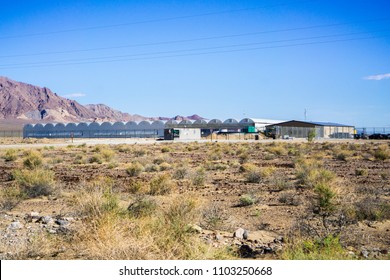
<box><xmin>0</xmin><ymin>139</ymin><xmax>389</xmax><ymax>260</ymax></box>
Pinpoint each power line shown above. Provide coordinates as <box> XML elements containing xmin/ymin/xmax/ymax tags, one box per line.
<box><xmin>0</xmin><ymin>0</ymin><xmax>318</xmax><ymax>40</ymax></box>
<box><xmin>0</xmin><ymin>35</ymin><xmax>383</xmax><ymax>69</ymax></box>
<box><xmin>1</xmin><ymin>29</ymin><xmax>386</xmax><ymax>66</ymax></box>
<box><xmin>2</xmin><ymin>19</ymin><xmax>389</xmax><ymax>59</ymax></box>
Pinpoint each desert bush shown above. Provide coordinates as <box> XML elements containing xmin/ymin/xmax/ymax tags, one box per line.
<box><xmin>125</xmin><ymin>181</ymin><xmax>144</xmax><ymax>194</ymax></box>
<box><xmin>266</xmin><ymin>145</ymin><xmax>288</xmax><ymax>156</ymax></box>
<box><xmin>0</xmin><ymin>185</ymin><xmax>23</xmax><ymax>210</ymax></box>
<box><xmin>296</xmin><ymin>159</ymin><xmax>335</xmax><ymax>188</ymax></box>
<box><xmin>307</xmin><ymin>129</ymin><xmax>316</xmax><ymax>142</ymax></box>
<box><xmin>314</xmin><ymin>183</ymin><xmax>336</xmax><ymax>212</ymax></box>
<box><xmin>75</xmin><ymin>179</ymin><xmax>120</xmax><ymax>219</ymax></box>
<box><xmin>204</xmin><ymin>161</ymin><xmax>228</xmax><ymax>171</ymax></box>
<box><xmin>126</xmin><ymin>162</ymin><xmax>144</xmax><ymax>177</ymax></box>
<box><xmin>22</xmin><ymin>150</ymin><xmax>43</xmax><ymax>169</ymax></box>
<box><xmin>191</xmin><ymin>168</ymin><xmax>206</xmax><ymax>186</ymax></box>
<box><xmin>116</xmin><ymin>144</ymin><xmax>131</xmax><ymax>153</ymax></box>
<box><xmin>149</xmin><ymin>174</ymin><xmax>175</xmax><ymax>195</ymax></box>
<box><xmin>3</xmin><ymin>149</ymin><xmax>18</xmax><ymax>162</ymax></box>
<box><xmin>12</xmin><ymin>169</ymin><xmax>56</xmax><ymax>198</ymax></box>
<box><xmin>201</xmin><ymin>203</ymin><xmax>227</xmax><ymax>230</ymax></box>
<box><xmin>335</xmin><ymin>151</ymin><xmax>350</xmax><ymax>161</ymax></box>
<box><xmin>127</xmin><ymin>195</ymin><xmax>158</xmax><ymax>218</ymax></box>
<box><xmin>161</xmin><ymin>146</ymin><xmax>171</xmax><ymax>153</ymax></box>
<box><xmin>374</xmin><ymin>149</ymin><xmax>389</xmax><ymax>161</ymax></box>
<box><xmin>278</xmin><ymin>191</ymin><xmax>301</xmax><ymax>206</ymax></box>
<box><xmin>133</xmin><ymin>148</ymin><xmax>147</xmax><ymax>157</ymax></box>
<box><xmin>355</xmin><ymin>168</ymin><xmax>368</xmax><ymax>176</ymax></box>
<box><xmin>354</xmin><ymin>197</ymin><xmax>390</xmax><ymax>221</ymax></box>
<box><xmin>239</xmin><ymin>193</ymin><xmax>257</xmax><ymax>206</ymax></box>
<box><xmin>163</xmin><ymin>196</ymin><xmax>198</xmax><ymax>240</ymax></box>
<box><xmin>73</xmin><ymin>154</ymin><xmax>86</xmax><ymax>164</ymax></box>
<box><xmin>241</xmin><ymin>164</ymin><xmax>262</xmax><ymax>183</ymax></box>
<box><xmin>100</xmin><ymin>148</ymin><xmax>116</xmax><ymax>162</ymax></box>
<box><xmin>144</xmin><ymin>164</ymin><xmax>160</xmax><ymax>172</ymax></box>
<box><xmin>173</xmin><ymin>166</ymin><xmax>189</xmax><ymax>180</ymax></box>
<box><xmin>159</xmin><ymin>162</ymin><xmax>172</xmax><ymax>171</ymax></box>
<box><xmin>89</xmin><ymin>154</ymin><xmax>103</xmax><ymax>164</ymax></box>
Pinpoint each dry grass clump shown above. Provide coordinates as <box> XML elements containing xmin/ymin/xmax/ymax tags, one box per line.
<box><xmin>127</xmin><ymin>195</ymin><xmax>158</xmax><ymax>218</ymax></box>
<box><xmin>72</xmin><ymin>192</ymin><xmax>232</xmax><ymax>259</ymax></box>
<box><xmin>266</xmin><ymin>144</ymin><xmax>288</xmax><ymax>156</ymax></box>
<box><xmin>201</xmin><ymin>202</ymin><xmax>228</xmax><ymax>230</ymax></box>
<box><xmin>191</xmin><ymin>168</ymin><xmax>206</xmax><ymax>186</ymax></box>
<box><xmin>295</xmin><ymin>158</ymin><xmax>335</xmax><ymax>188</ymax></box>
<box><xmin>282</xmin><ymin>235</ymin><xmax>350</xmax><ymax>260</ymax></box>
<box><xmin>3</xmin><ymin>148</ymin><xmax>18</xmax><ymax>162</ymax></box>
<box><xmin>240</xmin><ymin>163</ymin><xmax>273</xmax><ymax>183</ymax></box>
<box><xmin>74</xmin><ymin>178</ymin><xmax>120</xmax><ymax>219</ymax></box>
<box><xmin>126</xmin><ymin>162</ymin><xmax>144</xmax><ymax>177</ymax></box>
<box><xmin>373</xmin><ymin>145</ymin><xmax>389</xmax><ymax>161</ymax></box>
<box><xmin>12</xmin><ymin>169</ymin><xmax>56</xmax><ymax>198</ymax></box>
<box><xmin>148</xmin><ymin>174</ymin><xmax>175</xmax><ymax>195</ymax></box>
<box><xmin>354</xmin><ymin>197</ymin><xmax>390</xmax><ymax>221</ymax></box>
<box><xmin>22</xmin><ymin>150</ymin><xmax>43</xmax><ymax>169</ymax></box>
<box><xmin>173</xmin><ymin>166</ymin><xmax>189</xmax><ymax>180</ymax></box>
<box><xmin>0</xmin><ymin>185</ymin><xmax>23</xmax><ymax>210</ymax></box>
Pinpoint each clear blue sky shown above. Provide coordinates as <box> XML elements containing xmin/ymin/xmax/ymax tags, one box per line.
<box><xmin>0</xmin><ymin>0</ymin><xmax>389</xmax><ymax>127</ymax></box>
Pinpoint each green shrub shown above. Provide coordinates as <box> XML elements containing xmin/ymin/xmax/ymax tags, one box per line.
<box><xmin>23</xmin><ymin>150</ymin><xmax>43</xmax><ymax>169</ymax></box>
<box><xmin>282</xmin><ymin>235</ymin><xmax>348</xmax><ymax>260</ymax></box>
<box><xmin>13</xmin><ymin>169</ymin><xmax>56</xmax><ymax>198</ymax></box>
<box><xmin>239</xmin><ymin>193</ymin><xmax>257</xmax><ymax>206</ymax></box>
<box><xmin>314</xmin><ymin>183</ymin><xmax>336</xmax><ymax>212</ymax></box>
<box><xmin>126</xmin><ymin>162</ymin><xmax>144</xmax><ymax>177</ymax></box>
<box><xmin>307</xmin><ymin>130</ymin><xmax>316</xmax><ymax>142</ymax></box>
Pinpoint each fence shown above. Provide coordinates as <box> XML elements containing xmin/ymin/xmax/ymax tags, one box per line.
<box><xmin>0</xmin><ymin>130</ymin><xmax>23</xmax><ymax>137</ymax></box>
<box><xmin>23</xmin><ymin>129</ymin><xmax>164</xmax><ymax>139</ymax></box>
<box><xmin>356</xmin><ymin>127</ymin><xmax>390</xmax><ymax>135</ymax></box>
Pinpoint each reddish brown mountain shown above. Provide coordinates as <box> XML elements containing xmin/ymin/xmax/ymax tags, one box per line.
<box><xmin>0</xmin><ymin>76</ymin><xmax>96</xmax><ymax>122</ymax></box>
<box><xmin>0</xmin><ymin>76</ymin><xmax>205</xmax><ymax>125</ymax></box>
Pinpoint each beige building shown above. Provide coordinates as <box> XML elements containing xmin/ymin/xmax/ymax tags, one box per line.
<box><xmin>266</xmin><ymin>120</ymin><xmax>355</xmax><ymax>139</ymax></box>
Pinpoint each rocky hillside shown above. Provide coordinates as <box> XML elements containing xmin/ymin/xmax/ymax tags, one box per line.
<box><xmin>0</xmin><ymin>76</ymin><xmax>96</xmax><ymax>122</ymax></box>
<box><xmin>0</xmin><ymin>76</ymin><xmax>205</xmax><ymax>124</ymax></box>
<box><xmin>84</xmin><ymin>104</ymin><xmax>147</xmax><ymax>122</ymax></box>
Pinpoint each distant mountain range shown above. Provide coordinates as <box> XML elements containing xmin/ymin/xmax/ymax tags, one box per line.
<box><xmin>0</xmin><ymin>76</ymin><xmax>205</xmax><ymax>125</ymax></box>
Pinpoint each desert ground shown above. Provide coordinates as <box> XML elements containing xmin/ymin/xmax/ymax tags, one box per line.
<box><xmin>0</xmin><ymin>138</ymin><xmax>389</xmax><ymax>260</ymax></box>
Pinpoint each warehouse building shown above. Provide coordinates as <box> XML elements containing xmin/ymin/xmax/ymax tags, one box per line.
<box><xmin>265</xmin><ymin>120</ymin><xmax>355</xmax><ymax>139</ymax></box>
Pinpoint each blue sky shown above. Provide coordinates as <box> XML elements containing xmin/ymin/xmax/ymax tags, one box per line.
<box><xmin>0</xmin><ymin>0</ymin><xmax>389</xmax><ymax>127</ymax></box>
